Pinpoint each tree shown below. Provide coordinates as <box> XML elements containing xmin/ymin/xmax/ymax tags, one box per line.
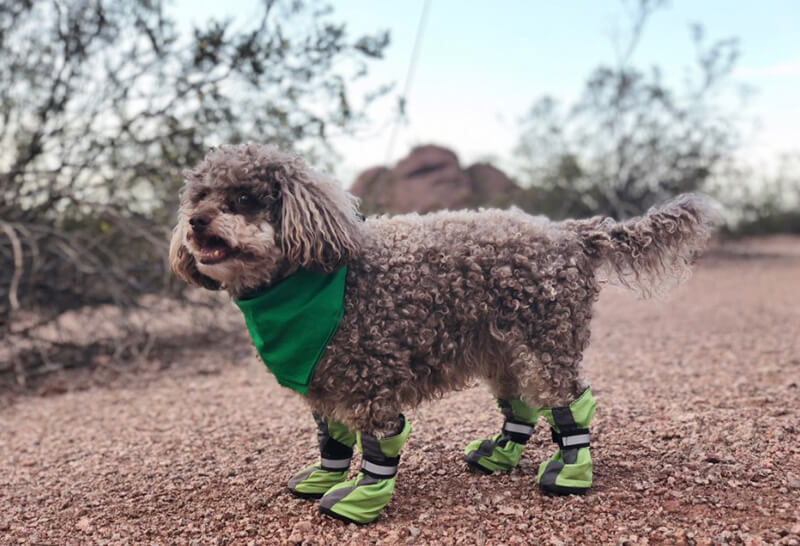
<box><xmin>0</xmin><ymin>0</ymin><xmax>389</xmax><ymax>330</ymax></box>
<box><xmin>514</xmin><ymin>0</ymin><xmax>742</xmax><ymax>220</ymax></box>
<box><xmin>0</xmin><ymin>0</ymin><xmax>390</xmax><ymax>386</ymax></box>
<box><xmin>718</xmin><ymin>153</ymin><xmax>800</xmax><ymax>235</ymax></box>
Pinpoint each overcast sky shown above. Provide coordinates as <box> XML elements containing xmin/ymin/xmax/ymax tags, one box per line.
<box><xmin>173</xmin><ymin>0</ymin><xmax>800</xmax><ymax>184</ymax></box>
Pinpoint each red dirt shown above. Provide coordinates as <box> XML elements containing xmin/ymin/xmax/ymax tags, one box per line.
<box><xmin>2</xmin><ymin>236</ymin><xmax>799</xmax><ymax>545</ymax></box>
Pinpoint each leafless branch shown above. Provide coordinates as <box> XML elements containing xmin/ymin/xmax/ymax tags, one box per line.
<box><xmin>1</xmin><ymin>221</ymin><xmax>22</xmax><ymax>312</ymax></box>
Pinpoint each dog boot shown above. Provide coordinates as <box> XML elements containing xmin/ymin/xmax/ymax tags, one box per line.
<box><xmin>464</xmin><ymin>398</ymin><xmax>540</xmax><ymax>473</ymax></box>
<box><xmin>288</xmin><ymin>415</ymin><xmax>356</xmax><ymax>499</ymax></box>
<box><xmin>319</xmin><ymin>415</ymin><xmax>411</xmax><ymax>524</ymax></box>
<box><xmin>536</xmin><ymin>387</ymin><xmax>596</xmax><ymax>495</ymax></box>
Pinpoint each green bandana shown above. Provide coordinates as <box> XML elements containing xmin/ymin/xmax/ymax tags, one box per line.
<box><xmin>234</xmin><ymin>267</ymin><xmax>347</xmax><ymax>394</ymax></box>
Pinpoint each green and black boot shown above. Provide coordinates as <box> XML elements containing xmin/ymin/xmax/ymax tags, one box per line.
<box><xmin>464</xmin><ymin>398</ymin><xmax>539</xmax><ymax>474</ymax></box>
<box><xmin>288</xmin><ymin>414</ymin><xmax>356</xmax><ymax>499</ymax></box>
<box><xmin>319</xmin><ymin>415</ymin><xmax>411</xmax><ymax>524</ymax></box>
<box><xmin>537</xmin><ymin>388</ymin><xmax>596</xmax><ymax>495</ymax></box>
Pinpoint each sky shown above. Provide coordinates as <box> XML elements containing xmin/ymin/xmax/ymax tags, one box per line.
<box><xmin>172</xmin><ymin>0</ymin><xmax>800</xmax><ymax>185</ymax></box>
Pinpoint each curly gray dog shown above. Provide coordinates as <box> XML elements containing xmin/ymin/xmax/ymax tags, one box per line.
<box><xmin>170</xmin><ymin>143</ymin><xmax>720</xmax><ymax>523</ymax></box>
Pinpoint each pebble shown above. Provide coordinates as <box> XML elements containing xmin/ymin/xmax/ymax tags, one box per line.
<box><xmin>3</xmin><ymin>250</ymin><xmax>799</xmax><ymax>544</ymax></box>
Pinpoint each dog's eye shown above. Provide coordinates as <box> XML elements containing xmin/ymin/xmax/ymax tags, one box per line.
<box><xmin>230</xmin><ymin>190</ymin><xmax>260</xmax><ymax>214</ymax></box>
<box><xmin>192</xmin><ymin>189</ymin><xmax>209</xmax><ymax>203</ymax></box>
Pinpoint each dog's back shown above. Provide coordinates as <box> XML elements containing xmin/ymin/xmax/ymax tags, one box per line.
<box><xmin>311</xmin><ymin>196</ymin><xmax>721</xmax><ymax>429</ymax></box>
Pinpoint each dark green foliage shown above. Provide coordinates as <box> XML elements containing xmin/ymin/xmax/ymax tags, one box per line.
<box><xmin>720</xmin><ymin>155</ymin><xmax>800</xmax><ymax>236</ymax></box>
<box><xmin>0</xmin><ymin>0</ymin><xmax>389</xmax><ymax>328</ymax></box>
<box><xmin>514</xmin><ymin>0</ymin><xmax>742</xmax><ymax>221</ymax></box>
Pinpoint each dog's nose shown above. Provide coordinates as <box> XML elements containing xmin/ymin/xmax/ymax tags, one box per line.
<box><xmin>189</xmin><ymin>215</ymin><xmax>211</xmax><ymax>231</ymax></box>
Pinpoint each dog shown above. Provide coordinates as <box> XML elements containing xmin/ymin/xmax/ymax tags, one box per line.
<box><xmin>170</xmin><ymin>143</ymin><xmax>721</xmax><ymax>523</ymax></box>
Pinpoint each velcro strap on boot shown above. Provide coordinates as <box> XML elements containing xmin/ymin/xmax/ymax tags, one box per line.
<box><xmin>361</xmin><ymin>456</ymin><xmax>400</xmax><ymax>479</ymax></box>
<box><xmin>321</xmin><ymin>437</ymin><xmax>354</xmax><ymax>462</ymax></box>
<box><xmin>551</xmin><ymin>427</ymin><xmax>590</xmax><ymax>449</ymax></box>
<box><xmin>502</xmin><ymin>420</ymin><xmax>535</xmax><ymax>444</ymax></box>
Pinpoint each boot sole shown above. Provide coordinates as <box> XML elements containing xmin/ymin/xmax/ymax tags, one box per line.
<box><xmin>539</xmin><ymin>483</ymin><xmax>590</xmax><ymax>496</ymax></box>
<box><xmin>464</xmin><ymin>458</ymin><xmax>495</xmax><ymax>475</ymax></box>
<box><xmin>288</xmin><ymin>488</ymin><xmax>325</xmax><ymax>500</ymax></box>
<box><xmin>319</xmin><ymin>505</ymin><xmax>375</xmax><ymax>525</ymax></box>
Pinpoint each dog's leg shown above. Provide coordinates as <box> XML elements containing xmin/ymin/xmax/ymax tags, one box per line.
<box><xmin>288</xmin><ymin>413</ymin><xmax>356</xmax><ymax>499</ymax></box>
<box><xmin>464</xmin><ymin>398</ymin><xmax>540</xmax><ymax>474</ymax></box>
<box><xmin>536</xmin><ymin>387</ymin><xmax>596</xmax><ymax>495</ymax></box>
<box><xmin>463</xmin><ymin>343</ymin><xmax>543</xmax><ymax>474</ymax></box>
<box><xmin>319</xmin><ymin>414</ymin><xmax>411</xmax><ymax>524</ymax></box>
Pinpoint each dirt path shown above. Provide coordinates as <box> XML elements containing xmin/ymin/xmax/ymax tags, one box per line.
<box><xmin>2</xmin><ymin>238</ymin><xmax>799</xmax><ymax>545</ymax></box>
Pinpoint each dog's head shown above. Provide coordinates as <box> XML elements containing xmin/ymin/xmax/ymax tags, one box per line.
<box><xmin>169</xmin><ymin>143</ymin><xmax>362</xmax><ymax>295</ymax></box>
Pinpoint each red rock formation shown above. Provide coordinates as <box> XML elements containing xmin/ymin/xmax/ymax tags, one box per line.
<box><xmin>351</xmin><ymin>145</ymin><xmax>519</xmax><ymax>214</ymax></box>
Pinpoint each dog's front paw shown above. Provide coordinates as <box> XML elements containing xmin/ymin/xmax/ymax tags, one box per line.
<box><xmin>288</xmin><ymin>464</ymin><xmax>349</xmax><ymax>499</ymax></box>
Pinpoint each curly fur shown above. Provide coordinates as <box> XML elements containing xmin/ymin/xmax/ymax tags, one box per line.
<box><xmin>567</xmin><ymin>195</ymin><xmax>722</xmax><ymax>297</ymax></box>
<box><xmin>171</xmin><ymin>143</ymin><xmax>721</xmax><ymax>435</ymax></box>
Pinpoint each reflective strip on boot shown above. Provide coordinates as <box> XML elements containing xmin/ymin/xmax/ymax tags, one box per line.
<box><xmin>319</xmin><ymin>417</ymin><xmax>410</xmax><ymax>525</ymax></box>
<box><xmin>314</xmin><ymin>414</ymin><xmax>355</xmax><ymax>468</ymax></box>
<box><xmin>551</xmin><ymin>405</ymin><xmax>584</xmax><ymax>466</ymax></box>
<box><xmin>360</xmin><ymin>434</ymin><xmax>401</xmax><ymax>479</ymax></box>
<box><xmin>538</xmin><ymin>389</ymin><xmax>595</xmax><ymax>495</ymax></box>
<box><xmin>464</xmin><ymin>399</ymin><xmax>536</xmax><ymax>473</ymax></box>
<box><xmin>551</xmin><ymin>428</ymin><xmax>591</xmax><ymax>450</ymax></box>
<box><xmin>320</xmin><ymin>457</ymin><xmax>352</xmax><ymax>471</ymax></box>
<box><xmin>361</xmin><ymin>460</ymin><xmax>398</xmax><ymax>478</ymax></box>
<box><xmin>503</xmin><ymin>422</ymin><xmax>535</xmax><ymax>436</ymax></box>
<box><xmin>550</xmin><ymin>403</ymin><xmax>591</xmax><ymax>464</ymax></box>
<box><xmin>562</xmin><ymin>432</ymin><xmax>590</xmax><ymax>448</ymax></box>
<box><xmin>497</xmin><ymin>399</ymin><xmax>537</xmax><ymax>444</ymax></box>
<box><xmin>502</xmin><ymin>420</ymin><xmax>535</xmax><ymax>443</ymax></box>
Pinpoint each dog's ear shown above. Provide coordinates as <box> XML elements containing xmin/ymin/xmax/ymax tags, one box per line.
<box><xmin>277</xmin><ymin>164</ymin><xmax>362</xmax><ymax>272</ymax></box>
<box><xmin>169</xmin><ymin>223</ymin><xmax>222</xmax><ymax>290</ymax></box>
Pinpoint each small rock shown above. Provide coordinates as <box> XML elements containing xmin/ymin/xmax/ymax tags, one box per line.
<box><xmin>289</xmin><ymin>520</ymin><xmax>312</xmax><ymax>538</ymax></box>
<box><xmin>498</xmin><ymin>506</ymin><xmax>522</xmax><ymax>517</ymax></box>
<box><xmin>76</xmin><ymin>517</ymin><xmax>92</xmax><ymax>533</ymax></box>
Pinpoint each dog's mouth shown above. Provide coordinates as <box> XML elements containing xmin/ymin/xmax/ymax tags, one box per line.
<box><xmin>195</xmin><ymin>235</ymin><xmax>239</xmax><ymax>265</ymax></box>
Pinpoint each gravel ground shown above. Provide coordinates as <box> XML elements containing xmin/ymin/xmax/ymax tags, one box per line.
<box><xmin>2</xmin><ymin>237</ymin><xmax>799</xmax><ymax>545</ymax></box>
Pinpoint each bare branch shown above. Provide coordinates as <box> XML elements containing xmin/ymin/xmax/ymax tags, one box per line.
<box><xmin>1</xmin><ymin>221</ymin><xmax>23</xmax><ymax>312</ymax></box>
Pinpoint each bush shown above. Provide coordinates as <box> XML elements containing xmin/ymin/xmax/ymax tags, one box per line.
<box><xmin>0</xmin><ymin>0</ymin><xmax>389</xmax><ymax>380</ymax></box>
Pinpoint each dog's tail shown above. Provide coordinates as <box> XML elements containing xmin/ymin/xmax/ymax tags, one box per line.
<box><xmin>568</xmin><ymin>194</ymin><xmax>723</xmax><ymax>297</ymax></box>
